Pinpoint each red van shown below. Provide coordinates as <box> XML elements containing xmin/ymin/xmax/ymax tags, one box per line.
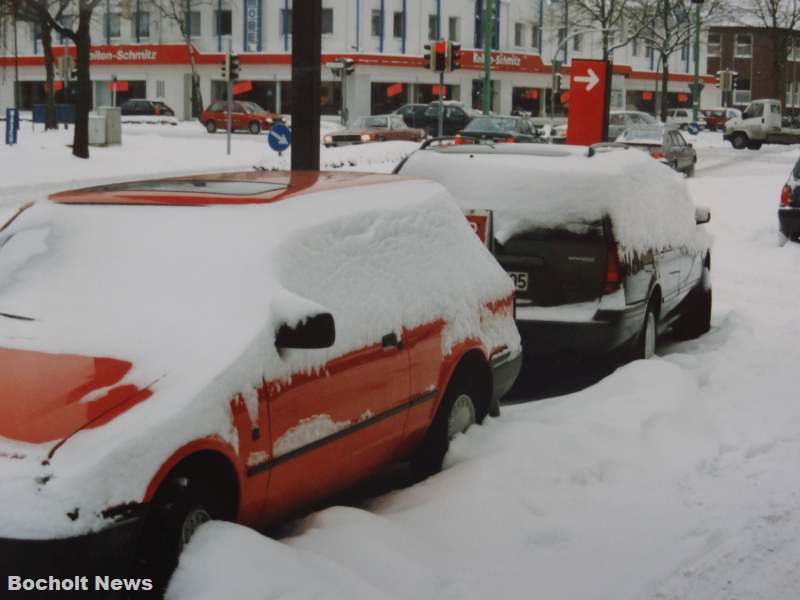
<box><xmin>0</xmin><ymin>171</ymin><xmax>521</xmax><ymax>591</ymax></box>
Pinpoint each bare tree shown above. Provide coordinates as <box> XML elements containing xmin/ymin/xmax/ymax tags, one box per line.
<box><xmin>633</xmin><ymin>0</ymin><xmax>725</xmax><ymax>120</ymax></box>
<box><xmin>567</xmin><ymin>0</ymin><xmax>651</xmax><ymax>59</ymax></box>
<box><xmin>738</xmin><ymin>0</ymin><xmax>800</xmax><ymax>100</ymax></box>
<box><xmin>148</xmin><ymin>0</ymin><xmax>205</xmax><ymax>116</ymax></box>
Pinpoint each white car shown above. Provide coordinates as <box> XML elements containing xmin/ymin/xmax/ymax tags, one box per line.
<box><xmin>666</xmin><ymin>108</ymin><xmax>707</xmax><ymax>130</ymax></box>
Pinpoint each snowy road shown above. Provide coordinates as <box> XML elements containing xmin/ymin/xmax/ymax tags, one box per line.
<box><xmin>3</xmin><ymin>127</ymin><xmax>800</xmax><ymax>599</ymax></box>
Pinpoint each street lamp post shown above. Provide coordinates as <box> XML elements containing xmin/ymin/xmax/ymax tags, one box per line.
<box><xmin>691</xmin><ymin>0</ymin><xmax>704</xmax><ymax>122</ymax></box>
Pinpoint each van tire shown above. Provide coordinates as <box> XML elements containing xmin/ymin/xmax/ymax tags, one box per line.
<box><xmin>730</xmin><ymin>132</ymin><xmax>748</xmax><ymax>149</ymax></box>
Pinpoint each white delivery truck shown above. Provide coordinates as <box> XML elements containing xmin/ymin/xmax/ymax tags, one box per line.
<box><xmin>724</xmin><ymin>98</ymin><xmax>800</xmax><ymax>149</ymax></box>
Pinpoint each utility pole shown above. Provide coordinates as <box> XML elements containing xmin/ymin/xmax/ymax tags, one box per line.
<box><xmin>291</xmin><ymin>1</ymin><xmax>322</xmax><ymax>171</ymax></box>
<box><xmin>482</xmin><ymin>0</ymin><xmax>492</xmax><ymax>113</ymax></box>
<box><xmin>226</xmin><ymin>41</ymin><xmax>233</xmax><ymax>156</ymax></box>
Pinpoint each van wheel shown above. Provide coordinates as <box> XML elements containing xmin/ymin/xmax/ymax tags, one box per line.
<box><xmin>136</xmin><ymin>475</ymin><xmax>220</xmax><ymax>594</ymax></box>
<box><xmin>205</xmin><ymin>121</ymin><xmax>217</xmax><ymax>134</ymax></box>
<box><xmin>411</xmin><ymin>372</ymin><xmax>483</xmax><ymax>477</ymax></box>
<box><xmin>730</xmin><ymin>132</ymin><xmax>748</xmax><ymax>149</ymax></box>
<box><xmin>249</xmin><ymin>121</ymin><xmax>261</xmax><ymax>134</ymax></box>
<box><xmin>673</xmin><ymin>269</ymin><xmax>712</xmax><ymax>339</ymax></box>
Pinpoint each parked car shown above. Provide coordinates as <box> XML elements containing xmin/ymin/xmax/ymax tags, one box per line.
<box><xmin>394</xmin><ymin>103</ymin><xmax>429</xmax><ymax>129</ymax></box>
<box><xmin>323</xmin><ymin>114</ymin><xmax>424</xmax><ymax>146</ymax></box>
<box><xmin>779</xmin><ymin>155</ymin><xmax>800</xmax><ymax>240</ymax></box>
<box><xmin>666</xmin><ymin>108</ymin><xmax>707</xmax><ymax>130</ymax></box>
<box><xmin>199</xmin><ymin>100</ymin><xmax>284</xmax><ymax>134</ymax></box>
<box><xmin>702</xmin><ymin>107</ymin><xmax>741</xmax><ymax>131</ymax></box>
<box><xmin>422</xmin><ymin>101</ymin><xmax>477</xmax><ymax>136</ymax></box>
<box><xmin>120</xmin><ymin>98</ymin><xmax>175</xmax><ymax>117</ymax></box>
<box><xmin>616</xmin><ymin>125</ymin><xmax>697</xmax><ymax>176</ymax></box>
<box><xmin>0</xmin><ymin>171</ymin><xmax>520</xmax><ymax>591</ymax></box>
<box><xmin>395</xmin><ymin>143</ymin><xmax>713</xmax><ymax>363</ymax></box>
<box><xmin>608</xmin><ymin>110</ymin><xmax>660</xmax><ymax>140</ymax></box>
<box><xmin>455</xmin><ymin>115</ymin><xmax>539</xmax><ymax>144</ymax></box>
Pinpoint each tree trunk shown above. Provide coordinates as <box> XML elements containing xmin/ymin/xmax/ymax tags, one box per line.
<box><xmin>660</xmin><ymin>59</ymin><xmax>670</xmax><ymax>122</ymax></box>
<box><xmin>185</xmin><ymin>33</ymin><xmax>203</xmax><ymax>117</ymax></box>
<box><xmin>72</xmin><ymin>11</ymin><xmax>92</xmax><ymax>158</ymax></box>
<box><xmin>40</xmin><ymin>15</ymin><xmax>57</xmax><ymax>130</ymax></box>
<box><xmin>772</xmin><ymin>35</ymin><xmax>787</xmax><ymax>102</ymax></box>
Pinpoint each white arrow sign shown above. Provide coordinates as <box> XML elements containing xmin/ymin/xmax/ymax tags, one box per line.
<box><xmin>270</xmin><ymin>130</ymin><xmax>288</xmax><ymax>146</ymax></box>
<box><xmin>573</xmin><ymin>68</ymin><xmax>600</xmax><ymax>91</ymax></box>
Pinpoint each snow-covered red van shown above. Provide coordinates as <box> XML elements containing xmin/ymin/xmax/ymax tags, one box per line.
<box><xmin>0</xmin><ymin>171</ymin><xmax>521</xmax><ymax>591</ymax></box>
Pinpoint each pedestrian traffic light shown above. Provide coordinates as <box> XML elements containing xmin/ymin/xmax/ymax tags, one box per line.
<box><xmin>221</xmin><ymin>54</ymin><xmax>229</xmax><ymax>80</ymax></box>
<box><xmin>229</xmin><ymin>54</ymin><xmax>241</xmax><ymax>81</ymax></box>
<box><xmin>434</xmin><ymin>40</ymin><xmax>447</xmax><ymax>72</ymax></box>
<box><xmin>423</xmin><ymin>44</ymin><xmax>433</xmax><ymax>70</ymax></box>
<box><xmin>447</xmin><ymin>42</ymin><xmax>462</xmax><ymax>72</ymax></box>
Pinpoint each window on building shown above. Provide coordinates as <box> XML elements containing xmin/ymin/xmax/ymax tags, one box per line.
<box><xmin>514</xmin><ymin>23</ymin><xmax>524</xmax><ymax>46</ymax></box>
<box><xmin>372</xmin><ymin>9</ymin><xmax>382</xmax><ymax>37</ymax></box>
<box><xmin>735</xmin><ymin>33</ymin><xmax>752</xmax><ymax>57</ymax></box>
<box><xmin>735</xmin><ymin>76</ymin><xmax>751</xmax><ymax>105</ymax></box>
<box><xmin>680</xmin><ymin>42</ymin><xmax>689</xmax><ymax>60</ymax></box>
<box><xmin>393</xmin><ymin>11</ymin><xmax>404</xmax><ymax>38</ymax></box>
<box><xmin>106</xmin><ymin>13</ymin><xmax>121</xmax><ymax>38</ymax></box>
<box><xmin>156</xmin><ymin>80</ymin><xmax>166</xmax><ymax>98</ymax></box>
<box><xmin>187</xmin><ymin>11</ymin><xmax>201</xmax><ymax>37</ymax></box>
<box><xmin>448</xmin><ymin>16</ymin><xmax>459</xmax><ymax>41</ymax></box>
<box><xmin>428</xmin><ymin>14</ymin><xmax>437</xmax><ymax>40</ymax></box>
<box><xmin>573</xmin><ymin>32</ymin><xmax>582</xmax><ymax>51</ymax></box>
<box><xmin>632</xmin><ymin>37</ymin><xmax>640</xmax><ymax>56</ymax></box>
<box><xmin>707</xmin><ymin>32</ymin><xmax>720</xmax><ymax>56</ymax></box>
<box><xmin>322</xmin><ymin>7</ymin><xmax>333</xmax><ymax>34</ymax></box>
<box><xmin>135</xmin><ymin>11</ymin><xmax>150</xmax><ymax>38</ymax></box>
<box><xmin>645</xmin><ymin>43</ymin><xmax>653</xmax><ymax>59</ymax></box>
<box><xmin>558</xmin><ymin>27</ymin><xmax>567</xmax><ymax>48</ymax></box>
<box><xmin>215</xmin><ymin>10</ymin><xmax>232</xmax><ymax>36</ymax></box>
<box><xmin>281</xmin><ymin>9</ymin><xmax>292</xmax><ymax>35</ymax></box>
<box><xmin>532</xmin><ymin>24</ymin><xmax>540</xmax><ymax>49</ymax></box>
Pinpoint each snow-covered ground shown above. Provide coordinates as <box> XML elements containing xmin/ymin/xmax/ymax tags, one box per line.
<box><xmin>3</xmin><ymin>126</ymin><xmax>800</xmax><ymax>599</ymax></box>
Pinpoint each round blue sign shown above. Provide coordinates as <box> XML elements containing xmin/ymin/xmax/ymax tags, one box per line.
<box><xmin>687</xmin><ymin>122</ymin><xmax>701</xmax><ymax>135</ymax></box>
<box><xmin>268</xmin><ymin>123</ymin><xmax>292</xmax><ymax>152</ymax></box>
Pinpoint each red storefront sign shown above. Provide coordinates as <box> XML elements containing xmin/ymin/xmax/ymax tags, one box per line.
<box><xmin>678</xmin><ymin>93</ymin><xmax>689</xmax><ymax>103</ymax></box>
<box><xmin>525</xmin><ymin>89</ymin><xmax>539</xmax><ymax>100</ymax></box>
<box><xmin>566</xmin><ymin>59</ymin><xmax>611</xmax><ymax>146</ymax></box>
<box><xmin>108</xmin><ymin>80</ymin><xmax>129</xmax><ymax>92</ymax></box>
<box><xmin>642</xmin><ymin>91</ymin><xmax>653</xmax><ymax>101</ymax></box>
<box><xmin>464</xmin><ymin>50</ymin><xmax>546</xmax><ymax>73</ymax></box>
<box><xmin>233</xmin><ymin>80</ymin><xmax>253</xmax><ymax>95</ymax></box>
<box><xmin>386</xmin><ymin>82</ymin><xmax>403</xmax><ymax>97</ymax></box>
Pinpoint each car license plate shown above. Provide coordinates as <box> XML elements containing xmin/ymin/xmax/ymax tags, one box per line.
<box><xmin>509</xmin><ymin>271</ymin><xmax>529</xmax><ymax>291</ymax></box>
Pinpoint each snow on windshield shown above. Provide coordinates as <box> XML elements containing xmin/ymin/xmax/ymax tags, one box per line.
<box><xmin>399</xmin><ymin>147</ymin><xmax>711</xmax><ymax>256</ymax></box>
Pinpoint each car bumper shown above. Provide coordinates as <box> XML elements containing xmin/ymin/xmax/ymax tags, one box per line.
<box><xmin>515</xmin><ymin>302</ymin><xmax>646</xmax><ymax>357</ymax></box>
<box><xmin>0</xmin><ymin>511</ymin><xmax>145</xmax><ymax>581</ymax></box>
<box><xmin>491</xmin><ymin>350</ymin><xmax>523</xmax><ymax>403</ymax></box>
<box><xmin>779</xmin><ymin>207</ymin><xmax>800</xmax><ymax>238</ymax></box>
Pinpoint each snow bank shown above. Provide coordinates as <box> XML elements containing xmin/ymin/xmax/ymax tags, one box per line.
<box><xmin>0</xmin><ymin>176</ymin><xmax>517</xmax><ymax>538</ymax></box>
<box><xmin>398</xmin><ymin>145</ymin><xmax>711</xmax><ymax>256</ymax></box>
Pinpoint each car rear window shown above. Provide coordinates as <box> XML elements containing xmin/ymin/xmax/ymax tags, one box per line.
<box><xmin>464</xmin><ymin>117</ymin><xmax>518</xmax><ymax>133</ymax></box>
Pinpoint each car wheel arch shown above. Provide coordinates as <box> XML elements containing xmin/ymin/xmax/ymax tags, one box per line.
<box><xmin>143</xmin><ymin>442</ymin><xmax>241</xmax><ymax>520</ymax></box>
<box><xmin>437</xmin><ymin>346</ymin><xmax>493</xmax><ymax>423</ymax></box>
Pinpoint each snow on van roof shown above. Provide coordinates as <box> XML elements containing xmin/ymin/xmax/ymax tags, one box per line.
<box><xmin>0</xmin><ymin>174</ymin><xmax>518</xmax><ymax>538</ymax></box>
<box><xmin>399</xmin><ymin>145</ymin><xmax>710</xmax><ymax>255</ymax></box>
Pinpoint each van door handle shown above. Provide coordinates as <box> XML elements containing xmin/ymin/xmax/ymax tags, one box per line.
<box><xmin>382</xmin><ymin>332</ymin><xmax>403</xmax><ymax>349</ymax></box>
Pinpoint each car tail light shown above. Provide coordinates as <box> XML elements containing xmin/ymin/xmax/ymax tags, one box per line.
<box><xmin>604</xmin><ymin>242</ymin><xmax>622</xmax><ymax>295</ymax></box>
<box><xmin>454</xmin><ymin>133</ymin><xmax>468</xmax><ymax>145</ymax></box>
<box><xmin>502</xmin><ymin>136</ymin><xmax>516</xmax><ymax>143</ymax></box>
<box><xmin>650</xmin><ymin>149</ymin><xmax>664</xmax><ymax>160</ymax></box>
<box><xmin>781</xmin><ymin>184</ymin><xmax>792</xmax><ymax>207</ymax></box>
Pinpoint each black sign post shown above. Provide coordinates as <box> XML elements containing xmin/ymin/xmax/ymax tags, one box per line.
<box><xmin>291</xmin><ymin>2</ymin><xmax>322</xmax><ymax>171</ymax></box>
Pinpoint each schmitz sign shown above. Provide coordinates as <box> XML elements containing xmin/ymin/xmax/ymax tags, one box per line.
<box><xmin>566</xmin><ymin>59</ymin><xmax>611</xmax><ymax>146</ymax></box>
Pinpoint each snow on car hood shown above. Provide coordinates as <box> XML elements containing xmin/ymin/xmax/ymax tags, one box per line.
<box><xmin>0</xmin><ymin>177</ymin><xmax>518</xmax><ymax>538</ymax></box>
<box><xmin>399</xmin><ymin>146</ymin><xmax>712</xmax><ymax>256</ymax></box>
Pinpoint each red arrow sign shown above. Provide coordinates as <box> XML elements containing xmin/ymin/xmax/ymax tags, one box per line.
<box><xmin>566</xmin><ymin>59</ymin><xmax>611</xmax><ymax>146</ymax></box>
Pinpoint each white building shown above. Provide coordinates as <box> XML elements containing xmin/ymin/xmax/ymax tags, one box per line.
<box><xmin>0</xmin><ymin>0</ymin><xmax>720</xmax><ymax>120</ymax></box>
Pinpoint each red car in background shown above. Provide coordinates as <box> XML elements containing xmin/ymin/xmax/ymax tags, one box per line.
<box><xmin>199</xmin><ymin>100</ymin><xmax>284</xmax><ymax>134</ymax></box>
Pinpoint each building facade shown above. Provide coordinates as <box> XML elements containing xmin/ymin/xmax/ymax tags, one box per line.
<box><xmin>706</xmin><ymin>25</ymin><xmax>800</xmax><ymax>112</ymax></box>
<box><xmin>1</xmin><ymin>0</ymin><xmax>719</xmax><ymax>120</ymax></box>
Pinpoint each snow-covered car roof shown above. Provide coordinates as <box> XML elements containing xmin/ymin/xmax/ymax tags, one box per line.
<box><xmin>0</xmin><ymin>170</ymin><xmax>517</xmax><ymax>538</ymax></box>
<box><xmin>396</xmin><ymin>144</ymin><xmax>711</xmax><ymax>256</ymax></box>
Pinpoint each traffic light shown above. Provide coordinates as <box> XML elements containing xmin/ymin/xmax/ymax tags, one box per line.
<box><xmin>229</xmin><ymin>54</ymin><xmax>240</xmax><ymax>81</ymax></box>
<box><xmin>221</xmin><ymin>54</ymin><xmax>229</xmax><ymax>80</ymax></box>
<box><xmin>423</xmin><ymin>44</ymin><xmax>433</xmax><ymax>70</ymax></box>
<box><xmin>447</xmin><ymin>42</ymin><xmax>461</xmax><ymax>72</ymax></box>
<box><xmin>434</xmin><ymin>40</ymin><xmax>446</xmax><ymax>72</ymax></box>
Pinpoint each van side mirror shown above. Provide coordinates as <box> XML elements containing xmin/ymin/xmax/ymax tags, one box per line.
<box><xmin>695</xmin><ymin>206</ymin><xmax>711</xmax><ymax>225</ymax></box>
<box><xmin>276</xmin><ymin>313</ymin><xmax>336</xmax><ymax>349</ymax></box>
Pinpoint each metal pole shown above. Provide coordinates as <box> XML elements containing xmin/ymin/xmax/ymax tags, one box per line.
<box><xmin>482</xmin><ymin>0</ymin><xmax>492</xmax><ymax>113</ymax></box>
<box><xmin>291</xmin><ymin>0</ymin><xmax>321</xmax><ymax>171</ymax></box>
<box><xmin>12</xmin><ymin>0</ymin><xmax>20</xmax><ymax>114</ymax></box>
<box><xmin>438</xmin><ymin>70</ymin><xmax>444</xmax><ymax>136</ymax></box>
<box><xmin>692</xmin><ymin>1</ymin><xmax>702</xmax><ymax>122</ymax></box>
<box><xmin>226</xmin><ymin>40</ymin><xmax>232</xmax><ymax>156</ymax></box>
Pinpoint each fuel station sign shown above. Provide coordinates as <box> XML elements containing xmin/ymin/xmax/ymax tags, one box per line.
<box><xmin>566</xmin><ymin>59</ymin><xmax>612</xmax><ymax>146</ymax></box>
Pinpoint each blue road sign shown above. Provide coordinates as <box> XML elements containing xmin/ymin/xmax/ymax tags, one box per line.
<box><xmin>268</xmin><ymin>123</ymin><xmax>291</xmax><ymax>153</ymax></box>
<box><xmin>687</xmin><ymin>122</ymin><xmax>701</xmax><ymax>135</ymax></box>
<box><xmin>5</xmin><ymin>108</ymin><xmax>18</xmax><ymax>145</ymax></box>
